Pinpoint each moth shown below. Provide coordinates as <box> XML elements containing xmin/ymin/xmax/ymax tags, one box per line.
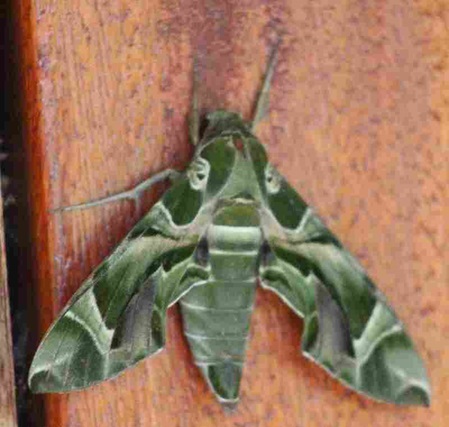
<box><xmin>29</xmin><ymin>46</ymin><xmax>430</xmax><ymax>409</ymax></box>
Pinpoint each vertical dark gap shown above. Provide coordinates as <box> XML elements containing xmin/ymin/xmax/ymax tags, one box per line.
<box><xmin>1</xmin><ymin>1</ymin><xmax>36</xmax><ymax>426</ymax></box>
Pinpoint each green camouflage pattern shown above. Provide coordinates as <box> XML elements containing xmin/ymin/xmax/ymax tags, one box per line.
<box><xmin>29</xmin><ymin>111</ymin><xmax>430</xmax><ymax>408</ymax></box>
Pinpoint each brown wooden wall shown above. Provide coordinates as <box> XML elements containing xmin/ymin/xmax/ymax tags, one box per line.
<box><xmin>14</xmin><ymin>0</ymin><xmax>448</xmax><ymax>426</ymax></box>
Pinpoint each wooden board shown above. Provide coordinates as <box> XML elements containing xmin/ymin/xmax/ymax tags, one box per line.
<box><xmin>0</xmin><ymin>187</ymin><xmax>17</xmax><ymax>427</ymax></box>
<box><xmin>15</xmin><ymin>0</ymin><xmax>448</xmax><ymax>426</ymax></box>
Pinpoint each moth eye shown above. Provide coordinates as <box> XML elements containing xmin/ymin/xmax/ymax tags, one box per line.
<box><xmin>188</xmin><ymin>157</ymin><xmax>210</xmax><ymax>190</ymax></box>
<box><xmin>265</xmin><ymin>164</ymin><xmax>281</xmax><ymax>194</ymax></box>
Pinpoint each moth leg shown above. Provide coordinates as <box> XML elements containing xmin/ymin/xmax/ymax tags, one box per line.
<box><xmin>251</xmin><ymin>39</ymin><xmax>281</xmax><ymax>131</ymax></box>
<box><xmin>53</xmin><ymin>168</ymin><xmax>180</xmax><ymax>213</ymax></box>
<box><xmin>189</xmin><ymin>58</ymin><xmax>200</xmax><ymax>146</ymax></box>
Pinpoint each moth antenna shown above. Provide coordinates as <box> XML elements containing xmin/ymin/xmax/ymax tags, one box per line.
<box><xmin>251</xmin><ymin>38</ymin><xmax>281</xmax><ymax>131</ymax></box>
<box><xmin>189</xmin><ymin>56</ymin><xmax>200</xmax><ymax>146</ymax></box>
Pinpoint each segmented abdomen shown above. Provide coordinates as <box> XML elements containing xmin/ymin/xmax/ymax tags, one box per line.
<box><xmin>180</xmin><ymin>223</ymin><xmax>262</xmax><ymax>405</ymax></box>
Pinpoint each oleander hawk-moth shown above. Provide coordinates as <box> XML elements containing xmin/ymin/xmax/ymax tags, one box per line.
<box><xmin>29</xmin><ymin>46</ymin><xmax>430</xmax><ymax>409</ymax></box>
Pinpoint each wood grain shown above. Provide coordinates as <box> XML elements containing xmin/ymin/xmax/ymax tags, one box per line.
<box><xmin>0</xmin><ymin>189</ymin><xmax>17</xmax><ymax>426</ymax></box>
<box><xmin>15</xmin><ymin>0</ymin><xmax>448</xmax><ymax>426</ymax></box>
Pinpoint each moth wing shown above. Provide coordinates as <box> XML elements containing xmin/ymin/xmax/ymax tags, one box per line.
<box><xmin>259</xmin><ymin>169</ymin><xmax>431</xmax><ymax>406</ymax></box>
<box><xmin>29</xmin><ymin>199</ymin><xmax>209</xmax><ymax>393</ymax></box>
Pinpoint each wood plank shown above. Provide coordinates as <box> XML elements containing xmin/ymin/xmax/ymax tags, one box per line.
<box><xmin>16</xmin><ymin>0</ymin><xmax>447</xmax><ymax>426</ymax></box>
<box><xmin>0</xmin><ymin>184</ymin><xmax>17</xmax><ymax>427</ymax></box>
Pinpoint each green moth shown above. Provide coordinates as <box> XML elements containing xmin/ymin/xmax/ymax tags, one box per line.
<box><xmin>29</xmin><ymin>46</ymin><xmax>430</xmax><ymax>409</ymax></box>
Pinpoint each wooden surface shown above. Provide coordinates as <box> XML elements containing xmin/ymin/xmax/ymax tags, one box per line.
<box><xmin>0</xmin><ymin>184</ymin><xmax>17</xmax><ymax>426</ymax></box>
<box><xmin>15</xmin><ymin>0</ymin><xmax>448</xmax><ymax>426</ymax></box>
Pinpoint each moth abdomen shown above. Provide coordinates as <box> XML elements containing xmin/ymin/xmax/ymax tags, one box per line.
<box><xmin>179</xmin><ymin>213</ymin><xmax>262</xmax><ymax>404</ymax></box>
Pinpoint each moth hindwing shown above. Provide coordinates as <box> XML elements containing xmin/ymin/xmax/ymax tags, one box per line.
<box><xmin>29</xmin><ymin>49</ymin><xmax>430</xmax><ymax>409</ymax></box>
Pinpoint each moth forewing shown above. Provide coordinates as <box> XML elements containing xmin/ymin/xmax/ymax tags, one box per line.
<box><xmin>28</xmin><ymin>176</ymin><xmax>211</xmax><ymax>392</ymax></box>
